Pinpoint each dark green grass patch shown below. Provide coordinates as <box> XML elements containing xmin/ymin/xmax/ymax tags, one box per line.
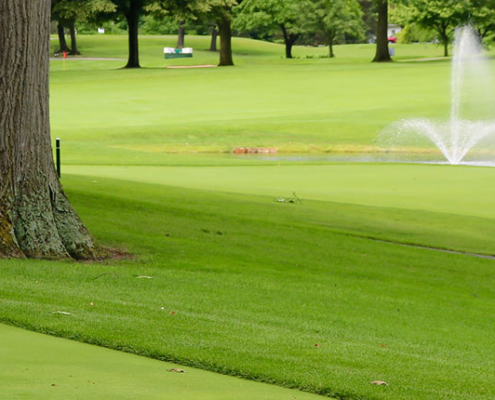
<box><xmin>1</xmin><ymin>175</ymin><xmax>494</xmax><ymax>399</ymax></box>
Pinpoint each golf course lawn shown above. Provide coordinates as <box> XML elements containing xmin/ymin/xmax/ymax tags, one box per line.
<box><xmin>0</xmin><ymin>35</ymin><xmax>494</xmax><ymax>400</ymax></box>
<box><xmin>1</xmin><ymin>173</ymin><xmax>494</xmax><ymax>400</ymax></box>
<box><xmin>49</xmin><ymin>36</ymin><xmax>466</xmax><ymax>164</ymax></box>
<box><xmin>0</xmin><ymin>323</ymin><xmax>324</xmax><ymax>400</ymax></box>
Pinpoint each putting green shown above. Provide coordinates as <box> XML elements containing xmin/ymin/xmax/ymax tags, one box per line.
<box><xmin>0</xmin><ymin>323</ymin><xmax>325</xmax><ymax>400</ymax></box>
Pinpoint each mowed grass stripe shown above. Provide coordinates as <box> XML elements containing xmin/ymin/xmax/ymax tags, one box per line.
<box><xmin>1</xmin><ymin>175</ymin><xmax>493</xmax><ymax>399</ymax></box>
<box><xmin>0</xmin><ymin>324</ymin><xmax>326</xmax><ymax>400</ymax></box>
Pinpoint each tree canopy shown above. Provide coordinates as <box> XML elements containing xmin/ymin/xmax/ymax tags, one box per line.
<box><xmin>303</xmin><ymin>0</ymin><xmax>364</xmax><ymax>58</ymax></box>
<box><xmin>235</xmin><ymin>0</ymin><xmax>306</xmax><ymax>59</ymax></box>
<box><xmin>392</xmin><ymin>0</ymin><xmax>471</xmax><ymax>56</ymax></box>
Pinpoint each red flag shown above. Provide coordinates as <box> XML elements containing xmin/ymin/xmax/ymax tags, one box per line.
<box><xmin>63</xmin><ymin>51</ymin><xmax>67</xmax><ymax>59</ymax></box>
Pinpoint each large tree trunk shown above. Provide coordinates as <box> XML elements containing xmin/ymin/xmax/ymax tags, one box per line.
<box><xmin>0</xmin><ymin>0</ymin><xmax>102</xmax><ymax>260</ymax></box>
<box><xmin>56</xmin><ymin>23</ymin><xmax>70</xmax><ymax>54</ymax></box>
<box><xmin>280</xmin><ymin>24</ymin><xmax>299</xmax><ymax>59</ymax></box>
<box><xmin>177</xmin><ymin>20</ymin><xmax>185</xmax><ymax>49</ymax></box>
<box><xmin>372</xmin><ymin>0</ymin><xmax>391</xmax><ymax>62</ymax></box>
<box><xmin>217</xmin><ymin>17</ymin><xmax>234</xmax><ymax>66</ymax></box>
<box><xmin>125</xmin><ymin>0</ymin><xmax>141</xmax><ymax>68</ymax></box>
<box><xmin>68</xmin><ymin>20</ymin><xmax>80</xmax><ymax>55</ymax></box>
<box><xmin>210</xmin><ymin>25</ymin><xmax>218</xmax><ymax>52</ymax></box>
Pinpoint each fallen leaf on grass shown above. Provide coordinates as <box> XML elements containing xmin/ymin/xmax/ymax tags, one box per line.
<box><xmin>52</xmin><ymin>311</ymin><xmax>71</xmax><ymax>316</ymax></box>
<box><xmin>167</xmin><ymin>368</ymin><xmax>186</xmax><ymax>373</ymax></box>
<box><xmin>371</xmin><ymin>381</ymin><xmax>388</xmax><ymax>386</ymax></box>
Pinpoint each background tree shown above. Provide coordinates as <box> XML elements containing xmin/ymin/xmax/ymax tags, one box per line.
<box><xmin>235</xmin><ymin>0</ymin><xmax>306</xmax><ymax>59</ymax></box>
<box><xmin>207</xmin><ymin>0</ymin><xmax>239</xmax><ymax>65</ymax></box>
<box><xmin>107</xmin><ymin>0</ymin><xmax>148</xmax><ymax>68</ymax></box>
<box><xmin>393</xmin><ymin>0</ymin><xmax>470</xmax><ymax>57</ymax></box>
<box><xmin>52</xmin><ymin>0</ymin><xmax>116</xmax><ymax>55</ymax></box>
<box><xmin>0</xmin><ymin>0</ymin><xmax>102</xmax><ymax>259</ymax></box>
<box><xmin>303</xmin><ymin>0</ymin><xmax>364</xmax><ymax>58</ymax></box>
<box><xmin>372</xmin><ymin>0</ymin><xmax>391</xmax><ymax>62</ymax></box>
<box><xmin>52</xmin><ymin>0</ymin><xmax>84</xmax><ymax>55</ymax></box>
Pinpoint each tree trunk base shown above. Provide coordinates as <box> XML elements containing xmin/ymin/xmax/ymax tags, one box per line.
<box><xmin>0</xmin><ymin>185</ymin><xmax>106</xmax><ymax>260</ymax></box>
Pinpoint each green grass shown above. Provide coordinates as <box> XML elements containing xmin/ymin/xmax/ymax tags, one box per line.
<box><xmin>1</xmin><ymin>173</ymin><xmax>494</xmax><ymax>399</ymax></box>
<box><xmin>0</xmin><ymin>34</ymin><xmax>494</xmax><ymax>400</ymax></box>
<box><xmin>49</xmin><ymin>35</ymin><xmax>473</xmax><ymax>165</ymax></box>
<box><xmin>0</xmin><ymin>323</ymin><xmax>324</xmax><ymax>400</ymax></box>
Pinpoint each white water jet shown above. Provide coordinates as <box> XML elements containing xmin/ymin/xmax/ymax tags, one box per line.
<box><xmin>385</xmin><ymin>26</ymin><xmax>495</xmax><ymax>165</ymax></box>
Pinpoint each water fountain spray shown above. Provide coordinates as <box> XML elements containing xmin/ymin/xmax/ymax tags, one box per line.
<box><xmin>385</xmin><ymin>26</ymin><xmax>495</xmax><ymax>165</ymax></box>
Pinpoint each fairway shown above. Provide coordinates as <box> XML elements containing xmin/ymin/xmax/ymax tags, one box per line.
<box><xmin>0</xmin><ymin>324</ymin><xmax>324</xmax><ymax>400</ymax></box>
<box><xmin>1</xmin><ymin>34</ymin><xmax>494</xmax><ymax>400</ymax></box>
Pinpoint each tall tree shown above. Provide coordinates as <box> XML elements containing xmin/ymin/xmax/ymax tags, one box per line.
<box><xmin>372</xmin><ymin>0</ymin><xmax>391</xmax><ymax>62</ymax></box>
<box><xmin>303</xmin><ymin>0</ymin><xmax>364</xmax><ymax>58</ymax></box>
<box><xmin>0</xmin><ymin>0</ymin><xmax>101</xmax><ymax>259</ymax></box>
<box><xmin>235</xmin><ymin>0</ymin><xmax>306</xmax><ymax>59</ymax></box>
<box><xmin>209</xmin><ymin>0</ymin><xmax>239</xmax><ymax>66</ymax></box>
<box><xmin>116</xmin><ymin>0</ymin><xmax>145</xmax><ymax>68</ymax></box>
<box><xmin>393</xmin><ymin>0</ymin><xmax>470</xmax><ymax>57</ymax></box>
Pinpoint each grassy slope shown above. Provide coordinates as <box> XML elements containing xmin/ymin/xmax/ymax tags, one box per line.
<box><xmin>1</xmin><ymin>175</ymin><xmax>494</xmax><ymax>400</ymax></box>
<box><xmin>65</xmin><ymin>163</ymin><xmax>495</xmax><ymax>256</ymax></box>
<box><xmin>0</xmin><ymin>323</ymin><xmax>324</xmax><ymax>400</ymax></box>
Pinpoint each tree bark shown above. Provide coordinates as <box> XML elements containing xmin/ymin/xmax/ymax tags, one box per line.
<box><xmin>326</xmin><ymin>34</ymin><xmax>335</xmax><ymax>58</ymax></box>
<box><xmin>280</xmin><ymin>24</ymin><xmax>299</xmax><ymax>59</ymax></box>
<box><xmin>68</xmin><ymin>20</ymin><xmax>80</xmax><ymax>55</ymax></box>
<box><xmin>125</xmin><ymin>0</ymin><xmax>141</xmax><ymax>68</ymax></box>
<box><xmin>440</xmin><ymin>28</ymin><xmax>449</xmax><ymax>57</ymax></box>
<box><xmin>372</xmin><ymin>0</ymin><xmax>391</xmax><ymax>62</ymax></box>
<box><xmin>177</xmin><ymin>20</ymin><xmax>185</xmax><ymax>49</ymax></box>
<box><xmin>56</xmin><ymin>23</ymin><xmax>70</xmax><ymax>54</ymax></box>
<box><xmin>0</xmin><ymin>0</ymin><xmax>102</xmax><ymax>260</ymax></box>
<box><xmin>210</xmin><ymin>25</ymin><xmax>218</xmax><ymax>52</ymax></box>
<box><xmin>217</xmin><ymin>17</ymin><xmax>234</xmax><ymax>66</ymax></box>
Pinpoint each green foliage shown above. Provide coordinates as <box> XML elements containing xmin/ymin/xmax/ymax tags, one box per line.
<box><xmin>235</xmin><ymin>0</ymin><xmax>305</xmax><ymax>35</ymax></box>
<box><xmin>301</xmin><ymin>0</ymin><xmax>365</xmax><ymax>55</ymax></box>
<box><xmin>235</xmin><ymin>0</ymin><xmax>307</xmax><ymax>57</ymax></box>
<box><xmin>141</xmin><ymin>14</ymin><xmax>179</xmax><ymax>34</ymax></box>
<box><xmin>395</xmin><ymin>23</ymin><xmax>436</xmax><ymax>43</ymax></box>
<box><xmin>392</xmin><ymin>0</ymin><xmax>471</xmax><ymax>55</ymax></box>
<box><xmin>470</xmin><ymin>0</ymin><xmax>495</xmax><ymax>42</ymax></box>
<box><xmin>52</xmin><ymin>0</ymin><xmax>116</xmax><ymax>25</ymax></box>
